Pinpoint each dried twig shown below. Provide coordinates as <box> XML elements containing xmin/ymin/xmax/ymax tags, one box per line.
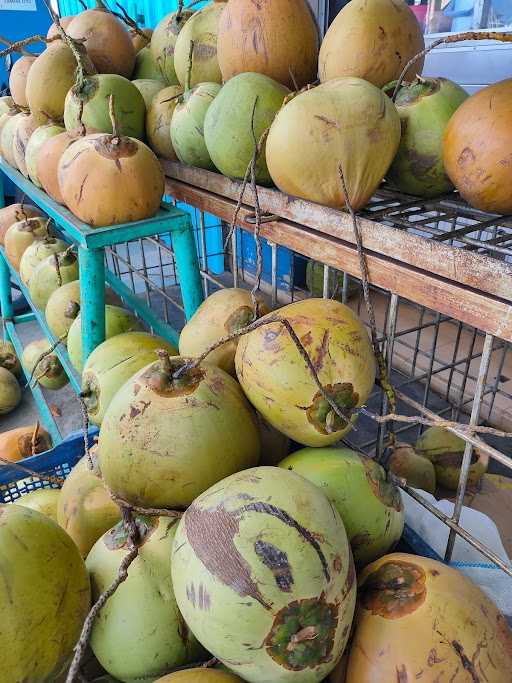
<box><xmin>248</xmin><ymin>96</ymin><xmax>263</xmax><ymax>318</ymax></box>
<box><xmin>185</xmin><ymin>39</ymin><xmax>194</xmax><ymax>93</ymax></box>
<box><xmin>113</xmin><ymin>3</ymin><xmax>147</xmax><ymax>40</ymax></box>
<box><xmin>108</xmin><ymin>489</ymin><xmax>184</xmax><ymax>518</ymax></box>
<box><xmin>77</xmin><ymin>393</ymin><xmax>93</xmax><ymax>470</ymax></box>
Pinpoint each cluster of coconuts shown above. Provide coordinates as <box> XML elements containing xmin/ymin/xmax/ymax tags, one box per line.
<box><xmin>3</xmin><ymin>285</ymin><xmax>512</xmax><ymax>682</ymax></box>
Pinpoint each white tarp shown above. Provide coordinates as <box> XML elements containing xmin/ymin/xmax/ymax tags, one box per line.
<box><xmin>0</xmin><ymin>0</ymin><xmax>37</xmax><ymax>11</ymax></box>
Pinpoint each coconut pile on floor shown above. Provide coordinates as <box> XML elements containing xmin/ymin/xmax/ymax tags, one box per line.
<box><xmin>1</xmin><ymin>1</ymin><xmax>512</xmax><ymax>682</ymax></box>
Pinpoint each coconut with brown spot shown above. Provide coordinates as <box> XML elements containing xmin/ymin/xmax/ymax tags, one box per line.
<box><xmin>37</xmin><ymin>131</ymin><xmax>80</xmax><ymax>204</ymax></box>
<box><xmin>58</xmin><ymin>113</ymin><xmax>164</xmax><ymax>227</ymax></box>
<box><xmin>57</xmin><ymin>454</ymin><xmax>121</xmax><ymax>558</ymax></box>
<box><xmin>98</xmin><ymin>351</ymin><xmax>261</xmax><ymax>508</ymax></box>
<box><xmin>9</xmin><ymin>55</ymin><xmax>36</xmax><ymax>109</ymax></box>
<box><xmin>0</xmin><ymin>505</ymin><xmax>91</xmax><ymax>682</ymax></box>
<box><xmin>416</xmin><ymin>426</ymin><xmax>489</xmax><ymax>491</ymax></box>
<box><xmin>172</xmin><ymin>466</ymin><xmax>356</xmax><ymax>682</ymax></box>
<box><xmin>217</xmin><ymin>0</ymin><xmax>318</xmax><ymax>89</ymax></box>
<box><xmin>346</xmin><ymin>552</ymin><xmax>512</xmax><ymax>681</ymax></box>
<box><xmin>0</xmin><ymin>367</ymin><xmax>21</xmax><ymax>415</ymax></box>
<box><xmin>29</xmin><ymin>250</ymin><xmax>79</xmax><ymax>310</ymax></box>
<box><xmin>266</xmin><ymin>77</ymin><xmax>401</xmax><ymax>210</ymax></box>
<box><xmin>22</xmin><ymin>339</ymin><xmax>69</xmax><ymax>391</ymax></box>
<box><xmin>179</xmin><ymin>288</ymin><xmax>269</xmax><ymax>376</ymax></box>
<box><xmin>12</xmin><ymin>112</ymin><xmax>38</xmax><ymax>176</ymax></box>
<box><xmin>17</xmin><ymin>489</ymin><xmax>60</xmax><ymax>522</ymax></box>
<box><xmin>155</xmin><ymin>671</ymin><xmax>244</xmax><ymax>682</ymax></box>
<box><xmin>87</xmin><ymin>515</ymin><xmax>205</xmax><ymax>681</ymax></box>
<box><xmin>388</xmin><ymin>442</ymin><xmax>437</xmax><ymax>494</ymax></box>
<box><xmin>25</xmin><ymin>123</ymin><xmax>66</xmax><ymax>187</ymax></box>
<box><xmin>0</xmin><ymin>423</ymin><xmax>52</xmax><ymax>461</ymax></box>
<box><xmin>67</xmin><ymin>0</ymin><xmax>136</xmax><ymax>78</ymax></box>
<box><xmin>319</xmin><ymin>0</ymin><xmax>425</xmax><ymax>88</ymax></box>
<box><xmin>4</xmin><ymin>216</ymin><xmax>49</xmax><ymax>270</ymax></box>
<box><xmin>150</xmin><ymin>8</ymin><xmax>194</xmax><ymax>85</ymax></box>
<box><xmin>0</xmin><ymin>341</ymin><xmax>21</xmax><ymax>378</ymax></box>
<box><xmin>146</xmin><ymin>84</ymin><xmax>183</xmax><ymax>159</ymax></box>
<box><xmin>235</xmin><ymin>298</ymin><xmax>376</xmax><ymax>447</ymax></box>
<box><xmin>174</xmin><ymin>2</ymin><xmax>226</xmax><ymax>88</ymax></box>
<box><xmin>280</xmin><ymin>448</ymin><xmax>404</xmax><ymax>567</ymax></box>
<box><xmin>0</xmin><ymin>203</ymin><xmax>44</xmax><ymax>245</ymax></box>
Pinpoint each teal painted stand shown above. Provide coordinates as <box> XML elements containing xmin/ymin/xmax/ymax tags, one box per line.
<box><xmin>0</xmin><ymin>159</ymin><xmax>204</xmax><ymax>443</ymax></box>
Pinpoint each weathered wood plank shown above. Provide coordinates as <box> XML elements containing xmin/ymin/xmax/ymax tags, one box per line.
<box><xmin>163</xmin><ymin>161</ymin><xmax>512</xmax><ymax>302</ymax></box>
<box><xmin>165</xmin><ymin>176</ymin><xmax>512</xmax><ymax>343</ymax></box>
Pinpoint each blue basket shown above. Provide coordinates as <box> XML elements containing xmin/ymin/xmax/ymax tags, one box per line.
<box><xmin>0</xmin><ymin>429</ymin><xmax>98</xmax><ymax>504</ymax></box>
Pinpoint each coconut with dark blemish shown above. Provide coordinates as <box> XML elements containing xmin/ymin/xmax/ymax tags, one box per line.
<box><xmin>81</xmin><ymin>331</ymin><xmax>177</xmax><ymax>426</ymax></box>
<box><xmin>98</xmin><ymin>351</ymin><xmax>261</xmax><ymax>508</ymax></box>
<box><xmin>0</xmin><ymin>340</ymin><xmax>21</xmax><ymax>378</ymax></box>
<box><xmin>87</xmin><ymin>515</ymin><xmax>205</xmax><ymax>682</ymax></box>
<box><xmin>172</xmin><ymin>466</ymin><xmax>356</xmax><ymax>683</ymax></box>
<box><xmin>384</xmin><ymin>77</ymin><xmax>468</xmax><ymax>198</ymax></box>
<box><xmin>235</xmin><ymin>298</ymin><xmax>375</xmax><ymax>447</ymax></box>
<box><xmin>150</xmin><ymin>8</ymin><xmax>194</xmax><ymax>85</ymax></box>
<box><xmin>280</xmin><ymin>448</ymin><xmax>404</xmax><ymax>567</ymax></box>
<box><xmin>179</xmin><ymin>287</ymin><xmax>269</xmax><ymax>376</ymax></box>
<box><xmin>22</xmin><ymin>338</ymin><xmax>69</xmax><ymax>391</ymax></box>
<box><xmin>346</xmin><ymin>552</ymin><xmax>512</xmax><ymax>681</ymax></box>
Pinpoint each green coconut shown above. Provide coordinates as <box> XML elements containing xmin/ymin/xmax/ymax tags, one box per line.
<box><xmin>22</xmin><ymin>339</ymin><xmax>69</xmax><ymax>391</ymax></box>
<box><xmin>12</xmin><ymin>113</ymin><xmax>38</xmax><ymax>176</ymax></box>
<box><xmin>280</xmin><ymin>448</ymin><xmax>404</xmax><ymax>567</ymax></box>
<box><xmin>235</xmin><ymin>298</ymin><xmax>376</xmax><ymax>447</ymax></box>
<box><xmin>19</xmin><ymin>235</ymin><xmax>68</xmax><ymax>287</ymax></box>
<box><xmin>82</xmin><ymin>331</ymin><xmax>178</xmax><ymax>426</ymax></box>
<box><xmin>174</xmin><ymin>3</ymin><xmax>226</xmax><ymax>88</ymax></box>
<box><xmin>57</xmin><ymin>454</ymin><xmax>121</xmax><ymax>558</ymax></box>
<box><xmin>388</xmin><ymin>443</ymin><xmax>436</xmax><ymax>494</ymax></box>
<box><xmin>150</xmin><ymin>9</ymin><xmax>194</xmax><ymax>85</ymax></box>
<box><xmin>87</xmin><ymin>516</ymin><xmax>205</xmax><ymax>682</ymax></box>
<box><xmin>64</xmin><ymin>75</ymin><xmax>146</xmax><ymax>139</ymax></box>
<box><xmin>146</xmin><ymin>85</ymin><xmax>184</xmax><ymax>159</ymax></box>
<box><xmin>132</xmin><ymin>78</ymin><xmax>166</xmax><ymax>108</ymax></box>
<box><xmin>25</xmin><ymin>123</ymin><xmax>65</xmax><ymax>187</ymax></box>
<box><xmin>17</xmin><ymin>488</ymin><xmax>60</xmax><ymax>522</ymax></box>
<box><xmin>133</xmin><ymin>47</ymin><xmax>167</xmax><ymax>82</ymax></box>
<box><xmin>0</xmin><ymin>341</ymin><xmax>22</xmax><ymax>378</ymax></box>
<box><xmin>384</xmin><ymin>77</ymin><xmax>469</xmax><ymax>197</ymax></box>
<box><xmin>204</xmin><ymin>73</ymin><xmax>289</xmax><ymax>184</ymax></box>
<box><xmin>172</xmin><ymin>466</ymin><xmax>356</xmax><ymax>682</ymax></box>
<box><xmin>416</xmin><ymin>426</ymin><xmax>489</xmax><ymax>491</ymax></box>
<box><xmin>4</xmin><ymin>216</ymin><xmax>49</xmax><ymax>271</ymax></box>
<box><xmin>266</xmin><ymin>77</ymin><xmax>401</xmax><ymax>210</ymax></box>
<box><xmin>170</xmin><ymin>82</ymin><xmax>221</xmax><ymax>169</ymax></box>
<box><xmin>0</xmin><ymin>504</ymin><xmax>91</xmax><ymax>681</ymax></box>
<box><xmin>67</xmin><ymin>304</ymin><xmax>143</xmax><ymax>373</ymax></box>
<box><xmin>29</xmin><ymin>250</ymin><xmax>79</xmax><ymax>310</ymax></box>
<box><xmin>45</xmin><ymin>280</ymin><xmax>119</xmax><ymax>343</ymax></box>
<box><xmin>98</xmin><ymin>352</ymin><xmax>260</xmax><ymax>508</ymax></box>
<box><xmin>0</xmin><ymin>367</ymin><xmax>21</xmax><ymax>415</ymax></box>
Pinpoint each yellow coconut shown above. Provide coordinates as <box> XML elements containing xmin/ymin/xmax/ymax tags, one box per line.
<box><xmin>4</xmin><ymin>216</ymin><xmax>49</xmax><ymax>270</ymax></box>
<box><xmin>19</xmin><ymin>235</ymin><xmax>68</xmax><ymax>287</ymax></box>
<box><xmin>58</xmin><ymin>132</ymin><xmax>164</xmax><ymax>226</ymax></box>
<box><xmin>26</xmin><ymin>42</ymin><xmax>95</xmax><ymax>124</ymax></box>
<box><xmin>319</xmin><ymin>0</ymin><xmax>425</xmax><ymax>88</ymax></box>
<box><xmin>1</xmin><ymin>111</ymin><xmax>24</xmax><ymax>167</ymax></box>
<box><xmin>145</xmin><ymin>85</ymin><xmax>183</xmax><ymax>159</ymax></box>
<box><xmin>67</xmin><ymin>0</ymin><xmax>136</xmax><ymax>78</ymax></box>
<box><xmin>155</xmin><ymin>671</ymin><xmax>244</xmax><ymax>682</ymax></box>
<box><xmin>37</xmin><ymin>130</ymin><xmax>80</xmax><ymax>204</ymax></box>
<box><xmin>174</xmin><ymin>3</ymin><xmax>226</xmax><ymax>88</ymax></box>
<box><xmin>0</xmin><ymin>424</ymin><xmax>52</xmax><ymax>461</ymax></box>
<box><xmin>217</xmin><ymin>0</ymin><xmax>319</xmax><ymax>89</ymax></box>
<box><xmin>17</xmin><ymin>489</ymin><xmax>60</xmax><ymax>522</ymax></box>
<box><xmin>388</xmin><ymin>443</ymin><xmax>437</xmax><ymax>494</ymax></box>
<box><xmin>266</xmin><ymin>77</ymin><xmax>401</xmax><ymax>210</ymax></box>
<box><xmin>9</xmin><ymin>55</ymin><xmax>36</xmax><ymax>108</ymax></box>
<box><xmin>57</xmin><ymin>454</ymin><xmax>121</xmax><ymax>558</ymax></box>
<box><xmin>12</xmin><ymin>113</ymin><xmax>38</xmax><ymax>176</ymax></box>
<box><xmin>0</xmin><ymin>203</ymin><xmax>44</xmax><ymax>245</ymax></box>
<box><xmin>346</xmin><ymin>553</ymin><xmax>512</xmax><ymax>681</ymax></box>
<box><xmin>179</xmin><ymin>288</ymin><xmax>269</xmax><ymax>375</ymax></box>
<box><xmin>235</xmin><ymin>298</ymin><xmax>376</xmax><ymax>447</ymax></box>
<box><xmin>150</xmin><ymin>9</ymin><xmax>194</xmax><ymax>85</ymax></box>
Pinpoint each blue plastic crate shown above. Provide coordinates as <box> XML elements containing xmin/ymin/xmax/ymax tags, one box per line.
<box><xmin>0</xmin><ymin>429</ymin><xmax>98</xmax><ymax>504</ymax></box>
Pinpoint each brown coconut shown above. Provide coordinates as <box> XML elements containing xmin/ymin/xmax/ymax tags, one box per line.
<box><xmin>388</xmin><ymin>443</ymin><xmax>436</xmax><ymax>494</ymax></box>
<box><xmin>9</xmin><ymin>55</ymin><xmax>36</xmax><ymax>109</ymax></box>
<box><xmin>217</xmin><ymin>0</ymin><xmax>319</xmax><ymax>89</ymax></box>
<box><xmin>46</xmin><ymin>16</ymin><xmax>75</xmax><ymax>40</ymax></box>
<box><xmin>0</xmin><ymin>203</ymin><xmax>44</xmax><ymax>245</ymax></box>
<box><xmin>0</xmin><ymin>424</ymin><xmax>52</xmax><ymax>462</ymax></box>
<box><xmin>37</xmin><ymin>131</ymin><xmax>83</xmax><ymax>204</ymax></box>
<box><xmin>12</xmin><ymin>113</ymin><xmax>38</xmax><ymax>176</ymax></box>
<box><xmin>67</xmin><ymin>1</ymin><xmax>136</xmax><ymax>78</ymax></box>
<box><xmin>26</xmin><ymin>42</ymin><xmax>95</xmax><ymax>124</ymax></box>
<box><xmin>444</xmin><ymin>79</ymin><xmax>512</xmax><ymax>215</ymax></box>
<box><xmin>319</xmin><ymin>0</ymin><xmax>425</xmax><ymax>88</ymax></box>
<box><xmin>145</xmin><ymin>85</ymin><xmax>183</xmax><ymax>159</ymax></box>
<box><xmin>58</xmin><ymin>131</ymin><xmax>164</xmax><ymax>226</ymax></box>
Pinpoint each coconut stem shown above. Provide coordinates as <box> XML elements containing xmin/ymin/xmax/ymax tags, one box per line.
<box><xmin>0</xmin><ymin>34</ymin><xmax>38</xmax><ymax>58</ymax></box>
<box><xmin>248</xmin><ymin>96</ymin><xmax>264</xmax><ymax>319</ymax></box>
<box><xmin>108</xmin><ymin>94</ymin><xmax>121</xmax><ymax>142</ymax></box>
<box><xmin>0</xmin><ymin>34</ymin><xmax>59</xmax><ymax>58</ymax></box>
<box><xmin>392</xmin><ymin>31</ymin><xmax>512</xmax><ymax>102</ymax></box>
<box><xmin>185</xmin><ymin>39</ymin><xmax>194</xmax><ymax>93</ymax></box>
<box><xmin>177</xmin><ymin>0</ymin><xmax>185</xmax><ymax>19</ymax></box>
<box><xmin>113</xmin><ymin>3</ymin><xmax>147</xmax><ymax>40</ymax></box>
<box><xmin>30</xmin><ymin>421</ymin><xmax>40</xmax><ymax>457</ymax></box>
<box><xmin>156</xmin><ymin>348</ymin><xmax>172</xmax><ymax>374</ymax></box>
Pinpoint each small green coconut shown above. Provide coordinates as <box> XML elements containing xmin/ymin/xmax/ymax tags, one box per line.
<box><xmin>132</xmin><ymin>78</ymin><xmax>166</xmax><ymax>109</ymax></box>
<box><xmin>280</xmin><ymin>447</ymin><xmax>404</xmax><ymax>566</ymax></box>
<box><xmin>67</xmin><ymin>304</ymin><xmax>143</xmax><ymax>373</ymax></box>
<box><xmin>170</xmin><ymin>82</ymin><xmax>221</xmax><ymax>169</ymax></box>
<box><xmin>22</xmin><ymin>339</ymin><xmax>69</xmax><ymax>391</ymax></box>
<box><xmin>64</xmin><ymin>75</ymin><xmax>146</xmax><ymax>139</ymax></box>
<box><xmin>150</xmin><ymin>9</ymin><xmax>194</xmax><ymax>85</ymax></box>
<box><xmin>29</xmin><ymin>250</ymin><xmax>79</xmax><ymax>310</ymax></box>
<box><xmin>0</xmin><ymin>367</ymin><xmax>21</xmax><ymax>415</ymax></box>
<box><xmin>0</xmin><ymin>341</ymin><xmax>22</xmax><ymax>378</ymax></box>
<box><xmin>204</xmin><ymin>72</ymin><xmax>289</xmax><ymax>184</ymax></box>
<box><xmin>19</xmin><ymin>235</ymin><xmax>68</xmax><ymax>287</ymax></box>
<box><xmin>133</xmin><ymin>46</ymin><xmax>167</xmax><ymax>82</ymax></box>
<box><xmin>25</xmin><ymin>123</ymin><xmax>65</xmax><ymax>187</ymax></box>
<box><xmin>87</xmin><ymin>515</ymin><xmax>205</xmax><ymax>682</ymax></box>
<box><xmin>146</xmin><ymin>85</ymin><xmax>183</xmax><ymax>159</ymax></box>
<box><xmin>82</xmin><ymin>331</ymin><xmax>178</xmax><ymax>426</ymax></box>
